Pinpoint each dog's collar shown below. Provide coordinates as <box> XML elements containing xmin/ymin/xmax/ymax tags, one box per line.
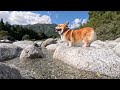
<box><xmin>61</xmin><ymin>28</ymin><xmax>70</xmax><ymax>35</ymax></box>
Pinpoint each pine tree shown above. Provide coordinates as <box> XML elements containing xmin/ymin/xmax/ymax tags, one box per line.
<box><xmin>0</xmin><ymin>18</ymin><xmax>5</xmax><ymax>31</ymax></box>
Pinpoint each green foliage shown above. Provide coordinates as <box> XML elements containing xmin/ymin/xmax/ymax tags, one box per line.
<box><xmin>81</xmin><ymin>11</ymin><xmax>120</xmax><ymax>41</ymax></box>
<box><xmin>22</xmin><ymin>34</ymin><xmax>30</xmax><ymax>40</ymax></box>
<box><xmin>0</xmin><ymin>18</ymin><xmax>5</xmax><ymax>31</ymax></box>
<box><xmin>1</xmin><ymin>36</ymin><xmax>15</xmax><ymax>41</ymax></box>
<box><xmin>95</xmin><ymin>23</ymin><xmax>115</xmax><ymax>40</ymax></box>
<box><xmin>0</xmin><ymin>30</ymin><xmax>9</xmax><ymax>40</ymax></box>
<box><xmin>0</xmin><ymin>30</ymin><xmax>8</xmax><ymax>36</ymax></box>
<box><xmin>39</xmin><ymin>33</ymin><xmax>48</xmax><ymax>39</ymax></box>
<box><xmin>22</xmin><ymin>24</ymin><xmax>59</xmax><ymax>38</ymax></box>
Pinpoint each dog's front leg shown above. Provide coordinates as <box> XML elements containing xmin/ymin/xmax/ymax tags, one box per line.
<box><xmin>68</xmin><ymin>42</ymin><xmax>72</xmax><ymax>47</ymax></box>
<box><xmin>59</xmin><ymin>36</ymin><xmax>64</xmax><ymax>43</ymax></box>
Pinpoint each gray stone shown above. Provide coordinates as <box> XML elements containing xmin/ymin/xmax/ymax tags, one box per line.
<box><xmin>46</xmin><ymin>44</ymin><xmax>57</xmax><ymax>51</ymax></box>
<box><xmin>53</xmin><ymin>45</ymin><xmax>120</xmax><ymax>77</ymax></box>
<box><xmin>35</xmin><ymin>41</ymin><xmax>43</xmax><ymax>46</ymax></box>
<box><xmin>41</xmin><ymin>38</ymin><xmax>57</xmax><ymax>47</ymax></box>
<box><xmin>0</xmin><ymin>43</ymin><xmax>22</xmax><ymax>61</ymax></box>
<box><xmin>0</xmin><ymin>63</ymin><xmax>22</xmax><ymax>79</ymax></box>
<box><xmin>13</xmin><ymin>40</ymin><xmax>34</xmax><ymax>49</ymax></box>
<box><xmin>115</xmin><ymin>37</ymin><xmax>120</xmax><ymax>42</ymax></box>
<box><xmin>91</xmin><ymin>40</ymin><xmax>117</xmax><ymax>49</ymax></box>
<box><xmin>0</xmin><ymin>40</ymin><xmax>12</xmax><ymax>43</ymax></box>
<box><xmin>20</xmin><ymin>45</ymin><xmax>44</xmax><ymax>62</ymax></box>
<box><xmin>113</xmin><ymin>42</ymin><xmax>120</xmax><ymax>57</ymax></box>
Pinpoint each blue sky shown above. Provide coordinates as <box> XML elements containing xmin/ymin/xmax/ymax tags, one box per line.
<box><xmin>0</xmin><ymin>11</ymin><xmax>89</xmax><ymax>29</ymax></box>
<box><xmin>32</xmin><ymin>11</ymin><xmax>89</xmax><ymax>24</ymax></box>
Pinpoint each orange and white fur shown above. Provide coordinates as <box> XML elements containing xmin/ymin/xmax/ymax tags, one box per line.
<box><xmin>55</xmin><ymin>22</ymin><xmax>97</xmax><ymax>47</ymax></box>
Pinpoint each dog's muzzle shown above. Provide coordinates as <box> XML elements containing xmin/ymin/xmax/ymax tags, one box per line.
<box><xmin>55</xmin><ymin>29</ymin><xmax>61</xmax><ymax>32</ymax></box>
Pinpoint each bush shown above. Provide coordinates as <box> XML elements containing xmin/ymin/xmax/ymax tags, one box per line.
<box><xmin>22</xmin><ymin>34</ymin><xmax>30</xmax><ymax>40</ymax></box>
<box><xmin>82</xmin><ymin>11</ymin><xmax>120</xmax><ymax>41</ymax></box>
<box><xmin>95</xmin><ymin>22</ymin><xmax>120</xmax><ymax>41</ymax></box>
<box><xmin>39</xmin><ymin>33</ymin><xmax>48</xmax><ymax>39</ymax></box>
<box><xmin>1</xmin><ymin>36</ymin><xmax>15</xmax><ymax>41</ymax></box>
<box><xmin>0</xmin><ymin>30</ymin><xmax>9</xmax><ymax>40</ymax></box>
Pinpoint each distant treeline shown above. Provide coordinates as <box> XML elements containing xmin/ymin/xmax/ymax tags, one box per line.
<box><xmin>82</xmin><ymin>11</ymin><xmax>120</xmax><ymax>41</ymax></box>
<box><xmin>22</xmin><ymin>23</ymin><xmax>59</xmax><ymax>38</ymax></box>
<box><xmin>0</xmin><ymin>18</ymin><xmax>59</xmax><ymax>41</ymax></box>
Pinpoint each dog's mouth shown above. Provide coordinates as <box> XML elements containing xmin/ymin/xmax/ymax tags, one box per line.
<box><xmin>55</xmin><ymin>29</ymin><xmax>61</xmax><ymax>32</ymax></box>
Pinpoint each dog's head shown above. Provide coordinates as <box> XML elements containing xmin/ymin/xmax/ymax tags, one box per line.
<box><xmin>55</xmin><ymin>22</ymin><xmax>69</xmax><ymax>34</ymax></box>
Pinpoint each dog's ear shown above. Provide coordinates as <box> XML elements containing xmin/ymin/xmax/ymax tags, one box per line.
<box><xmin>64</xmin><ymin>22</ymin><xmax>69</xmax><ymax>26</ymax></box>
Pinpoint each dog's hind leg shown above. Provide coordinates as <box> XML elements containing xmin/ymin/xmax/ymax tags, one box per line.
<box><xmin>82</xmin><ymin>40</ymin><xmax>91</xmax><ymax>47</ymax></box>
<box><xmin>82</xmin><ymin>41</ymin><xmax>87</xmax><ymax>47</ymax></box>
<box><xmin>66</xmin><ymin>42</ymin><xmax>69</xmax><ymax>46</ymax></box>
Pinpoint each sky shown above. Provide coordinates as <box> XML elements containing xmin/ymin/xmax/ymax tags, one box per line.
<box><xmin>0</xmin><ymin>11</ymin><xmax>89</xmax><ymax>29</ymax></box>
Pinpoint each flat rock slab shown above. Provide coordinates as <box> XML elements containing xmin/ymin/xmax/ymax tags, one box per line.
<box><xmin>53</xmin><ymin>45</ymin><xmax>120</xmax><ymax>77</ymax></box>
<box><xmin>13</xmin><ymin>40</ymin><xmax>34</xmax><ymax>49</ymax></box>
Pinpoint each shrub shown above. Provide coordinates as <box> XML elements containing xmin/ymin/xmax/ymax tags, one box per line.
<box><xmin>1</xmin><ymin>36</ymin><xmax>15</xmax><ymax>41</ymax></box>
<box><xmin>95</xmin><ymin>22</ymin><xmax>120</xmax><ymax>41</ymax></box>
<box><xmin>0</xmin><ymin>30</ymin><xmax>9</xmax><ymax>40</ymax></box>
<box><xmin>22</xmin><ymin>34</ymin><xmax>30</xmax><ymax>40</ymax></box>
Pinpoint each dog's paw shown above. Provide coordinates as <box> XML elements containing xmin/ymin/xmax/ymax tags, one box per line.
<box><xmin>68</xmin><ymin>46</ymin><xmax>71</xmax><ymax>48</ymax></box>
<box><xmin>67</xmin><ymin>45</ymin><xmax>72</xmax><ymax>47</ymax></box>
<box><xmin>66</xmin><ymin>43</ymin><xmax>69</xmax><ymax>46</ymax></box>
<box><xmin>82</xmin><ymin>45</ymin><xmax>86</xmax><ymax>47</ymax></box>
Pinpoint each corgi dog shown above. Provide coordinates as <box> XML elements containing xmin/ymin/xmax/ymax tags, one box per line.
<box><xmin>55</xmin><ymin>22</ymin><xmax>97</xmax><ymax>47</ymax></box>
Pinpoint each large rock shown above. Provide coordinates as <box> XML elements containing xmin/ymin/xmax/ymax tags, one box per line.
<box><xmin>91</xmin><ymin>40</ymin><xmax>117</xmax><ymax>49</ymax></box>
<box><xmin>41</xmin><ymin>38</ymin><xmax>57</xmax><ymax>47</ymax></box>
<box><xmin>113</xmin><ymin>42</ymin><xmax>120</xmax><ymax>57</ymax></box>
<box><xmin>115</xmin><ymin>37</ymin><xmax>120</xmax><ymax>42</ymax></box>
<box><xmin>20</xmin><ymin>45</ymin><xmax>44</xmax><ymax>62</ymax></box>
<box><xmin>53</xmin><ymin>45</ymin><xmax>120</xmax><ymax>77</ymax></box>
<box><xmin>5</xmin><ymin>63</ymin><xmax>37</xmax><ymax>79</ymax></box>
<box><xmin>0</xmin><ymin>40</ymin><xmax>12</xmax><ymax>43</ymax></box>
<box><xmin>35</xmin><ymin>41</ymin><xmax>43</xmax><ymax>46</ymax></box>
<box><xmin>46</xmin><ymin>44</ymin><xmax>57</xmax><ymax>51</ymax></box>
<box><xmin>105</xmin><ymin>40</ymin><xmax>118</xmax><ymax>48</ymax></box>
<box><xmin>0</xmin><ymin>63</ymin><xmax>22</xmax><ymax>79</ymax></box>
<box><xmin>13</xmin><ymin>40</ymin><xmax>34</xmax><ymax>49</ymax></box>
<box><xmin>55</xmin><ymin>38</ymin><xmax>61</xmax><ymax>43</ymax></box>
<box><xmin>0</xmin><ymin>43</ymin><xmax>22</xmax><ymax>61</ymax></box>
